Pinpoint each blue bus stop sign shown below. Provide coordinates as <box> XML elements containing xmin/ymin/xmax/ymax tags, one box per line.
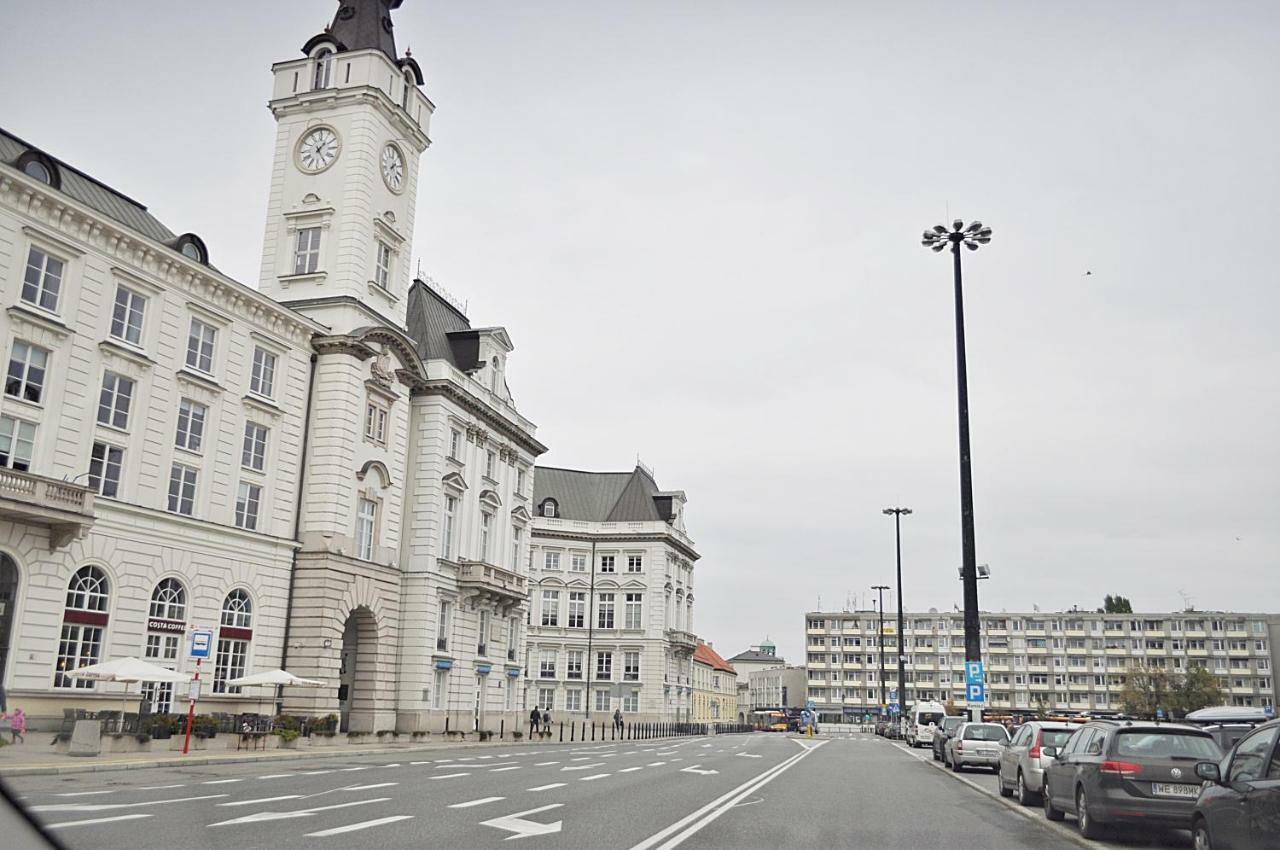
<box><xmin>1266</xmin><ymin>705</ymin><xmax>1275</xmax><ymax>718</ymax></box>
<box><xmin>190</xmin><ymin>630</ymin><xmax>213</xmax><ymax>659</ymax></box>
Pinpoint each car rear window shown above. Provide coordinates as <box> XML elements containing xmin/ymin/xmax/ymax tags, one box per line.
<box><xmin>917</xmin><ymin>712</ymin><xmax>944</xmax><ymax>726</ymax></box>
<box><xmin>1042</xmin><ymin>729</ymin><xmax>1074</xmax><ymax>748</ymax></box>
<box><xmin>963</xmin><ymin>725</ymin><xmax>1009</xmax><ymax>741</ymax></box>
<box><xmin>1114</xmin><ymin>730</ymin><xmax>1221</xmax><ymax>760</ymax></box>
<box><xmin>944</xmin><ymin>717</ymin><xmax>964</xmax><ymax>731</ymax></box>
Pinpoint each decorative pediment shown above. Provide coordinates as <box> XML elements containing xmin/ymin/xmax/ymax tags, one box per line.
<box><xmin>479</xmin><ymin>489</ymin><xmax>502</xmax><ymax>509</ymax></box>
<box><xmin>566</xmin><ymin>578</ymin><xmax>591</xmax><ymax>589</ymax></box>
<box><xmin>442</xmin><ymin>471</ymin><xmax>468</xmax><ymax>493</ymax></box>
<box><xmin>356</xmin><ymin>460</ymin><xmax>392</xmax><ymax>488</ymax></box>
<box><xmin>510</xmin><ymin>505</ymin><xmax>531</xmax><ymax>523</ymax></box>
<box><xmin>621</xmin><ymin>579</ymin><xmax>646</xmax><ymax>590</ymax></box>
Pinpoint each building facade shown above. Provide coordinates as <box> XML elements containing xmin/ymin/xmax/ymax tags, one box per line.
<box><xmin>804</xmin><ymin>609</ymin><xmax>1279</xmax><ymax>721</ymax></box>
<box><xmin>0</xmin><ymin>1</ymin><xmax>550</xmax><ymax>733</ymax></box>
<box><xmin>748</xmin><ymin>666</ymin><xmax>807</xmax><ymax>712</ymax></box>
<box><xmin>727</xmin><ymin>641</ymin><xmax>784</xmax><ymax>723</ymax></box>
<box><xmin>691</xmin><ymin>642</ymin><xmax>737</xmax><ymax>722</ymax></box>
<box><xmin>525</xmin><ymin>464</ymin><xmax>699</xmax><ymax>722</ymax></box>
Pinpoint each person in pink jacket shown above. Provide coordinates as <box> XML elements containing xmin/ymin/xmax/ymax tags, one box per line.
<box><xmin>9</xmin><ymin>707</ymin><xmax>25</xmax><ymax>743</ymax></box>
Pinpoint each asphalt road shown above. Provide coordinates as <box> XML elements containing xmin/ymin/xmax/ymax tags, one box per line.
<box><xmin>2</xmin><ymin>732</ymin><xmax>1197</xmax><ymax>849</ymax></box>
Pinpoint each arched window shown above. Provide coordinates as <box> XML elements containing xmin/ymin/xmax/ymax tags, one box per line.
<box><xmin>148</xmin><ymin>578</ymin><xmax>186</xmax><ymax>621</ymax></box>
<box><xmin>55</xmin><ymin>566</ymin><xmax>110</xmax><ymax>688</ymax></box>
<box><xmin>214</xmin><ymin>590</ymin><xmax>253</xmax><ymax>694</ymax></box>
<box><xmin>401</xmin><ymin>69</ymin><xmax>414</xmax><ymax>109</ymax></box>
<box><xmin>313</xmin><ymin>48</ymin><xmax>333</xmax><ymax>90</ymax></box>
<box><xmin>541</xmin><ymin>499</ymin><xmax>557</xmax><ymax>518</ymax></box>
<box><xmin>15</xmin><ymin>151</ymin><xmax>59</xmax><ymax>189</ymax></box>
<box><xmin>221</xmin><ymin>589</ymin><xmax>253</xmax><ymax>629</ymax></box>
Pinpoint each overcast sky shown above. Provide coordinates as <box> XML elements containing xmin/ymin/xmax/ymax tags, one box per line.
<box><xmin>4</xmin><ymin>1</ymin><xmax>1277</xmax><ymax>663</ymax></box>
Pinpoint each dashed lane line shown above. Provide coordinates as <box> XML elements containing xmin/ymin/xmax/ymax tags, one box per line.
<box><xmin>619</xmin><ymin>766</ymin><xmax>644</xmax><ymax>773</ymax></box>
<box><xmin>561</xmin><ymin>762</ymin><xmax>606</xmax><ymax>772</ymax></box>
<box><xmin>430</xmin><ymin>773</ymin><xmax>471</xmax><ymax>780</ymax></box>
<box><xmin>648</xmin><ymin>762</ymin><xmax>667</xmax><ymax>767</ymax></box>
<box><xmin>344</xmin><ymin>783</ymin><xmax>398</xmax><ymax>792</ymax></box>
<box><xmin>31</xmin><ymin>794</ymin><xmax>230</xmax><ymax>813</ymax></box>
<box><xmin>579</xmin><ymin>774</ymin><xmax>611</xmax><ymax>781</ymax></box>
<box><xmin>534</xmin><ymin>761</ymin><xmax>560</xmax><ymax>766</ymax></box>
<box><xmin>305</xmin><ymin>815</ymin><xmax>414</xmax><ymax>837</ymax></box>
<box><xmin>45</xmin><ymin>813</ymin><xmax>153</xmax><ymax>829</ymax></box>
<box><xmin>219</xmin><ymin>795</ymin><xmax>303</xmax><ymax>807</ymax></box>
<box><xmin>202</xmin><ymin>779</ymin><xmax>244</xmax><ymax>785</ymax></box>
<box><xmin>137</xmin><ymin>784</ymin><xmax>184</xmax><ymax>790</ymax></box>
<box><xmin>527</xmin><ymin>783</ymin><xmax>566</xmax><ymax>792</ymax></box>
<box><xmin>448</xmin><ymin>796</ymin><xmax>506</xmax><ymax>809</ymax></box>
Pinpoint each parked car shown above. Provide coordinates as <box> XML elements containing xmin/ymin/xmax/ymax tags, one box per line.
<box><xmin>1042</xmin><ymin>720</ymin><xmax>1223</xmax><ymax>840</ymax></box>
<box><xmin>1201</xmin><ymin>723</ymin><xmax>1258</xmax><ymax>754</ymax></box>
<box><xmin>945</xmin><ymin>722</ymin><xmax>1009</xmax><ymax>771</ymax></box>
<box><xmin>997</xmin><ymin>721</ymin><xmax>1076</xmax><ymax>804</ymax></box>
<box><xmin>1191</xmin><ymin>718</ymin><xmax>1280</xmax><ymax>850</ymax></box>
<box><xmin>933</xmin><ymin>715</ymin><xmax>966</xmax><ymax>762</ymax></box>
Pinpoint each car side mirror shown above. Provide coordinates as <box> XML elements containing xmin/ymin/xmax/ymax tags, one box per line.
<box><xmin>1041</xmin><ymin>746</ymin><xmax>1058</xmax><ymax>759</ymax></box>
<box><xmin>1195</xmin><ymin>762</ymin><xmax>1222</xmax><ymax>784</ymax></box>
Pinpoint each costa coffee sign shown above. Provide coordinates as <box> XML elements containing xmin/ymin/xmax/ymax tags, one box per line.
<box><xmin>147</xmin><ymin>618</ymin><xmax>186</xmax><ymax>633</ymax></box>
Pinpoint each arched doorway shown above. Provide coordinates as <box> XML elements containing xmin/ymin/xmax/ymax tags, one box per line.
<box><xmin>338</xmin><ymin>607</ymin><xmax>378</xmax><ymax>732</ymax></box>
<box><xmin>0</xmin><ymin>555</ymin><xmax>17</xmax><ymax>706</ymax></box>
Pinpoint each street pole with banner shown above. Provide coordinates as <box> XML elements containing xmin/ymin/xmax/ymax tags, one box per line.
<box><xmin>183</xmin><ymin>628</ymin><xmax>213</xmax><ymax>755</ymax></box>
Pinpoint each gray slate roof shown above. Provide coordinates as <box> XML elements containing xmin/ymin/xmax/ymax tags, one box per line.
<box><xmin>328</xmin><ymin>0</ymin><xmax>401</xmax><ymax>61</ymax></box>
<box><xmin>727</xmin><ymin>650</ymin><xmax>784</xmax><ymax>664</ymax></box>
<box><xmin>1</xmin><ymin>128</ymin><xmax>177</xmax><ymax>245</ymax></box>
<box><xmin>406</xmin><ymin>278</ymin><xmax>474</xmax><ymax>371</ymax></box>
<box><xmin>534</xmin><ymin>465</ymin><xmax>669</xmax><ymax>522</ymax></box>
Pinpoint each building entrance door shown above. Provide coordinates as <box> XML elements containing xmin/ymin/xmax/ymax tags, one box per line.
<box><xmin>339</xmin><ymin>615</ymin><xmax>358</xmax><ymax>732</ymax></box>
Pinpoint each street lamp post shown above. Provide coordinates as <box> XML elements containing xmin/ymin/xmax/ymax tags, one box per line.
<box><xmin>883</xmin><ymin>508</ymin><xmax>911</xmax><ymax>720</ymax></box>
<box><xmin>872</xmin><ymin>585</ymin><xmax>889</xmax><ymax>714</ymax></box>
<box><xmin>921</xmin><ymin>220</ymin><xmax>991</xmax><ymax>715</ymax></box>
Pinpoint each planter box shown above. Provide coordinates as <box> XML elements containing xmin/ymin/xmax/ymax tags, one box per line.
<box><xmin>310</xmin><ymin>734</ymin><xmax>341</xmax><ymax>747</ymax></box>
<box><xmin>101</xmin><ymin>735</ymin><xmax>151</xmax><ymax>754</ymax></box>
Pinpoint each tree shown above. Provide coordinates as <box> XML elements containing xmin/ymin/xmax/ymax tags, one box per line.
<box><xmin>1103</xmin><ymin>595</ymin><xmax>1133</xmax><ymax>614</ymax></box>
<box><xmin>1174</xmin><ymin>666</ymin><xmax>1225</xmax><ymax>716</ymax></box>
<box><xmin>1119</xmin><ymin>665</ymin><xmax>1225</xmax><ymax>719</ymax></box>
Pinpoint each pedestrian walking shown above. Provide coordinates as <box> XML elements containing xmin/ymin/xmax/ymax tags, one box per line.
<box><xmin>541</xmin><ymin>708</ymin><xmax>553</xmax><ymax>738</ymax></box>
<box><xmin>9</xmin><ymin>707</ymin><xmax>25</xmax><ymax>744</ymax></box>
<box><xmin>529</xmin><ymin>705</ymin><xmax>540</xmax><ymax>736</ymax></box>
<box><xmin>613</xmin><ymin>707</ymin><xmax>623</xmax><ymax>734</ymax></box>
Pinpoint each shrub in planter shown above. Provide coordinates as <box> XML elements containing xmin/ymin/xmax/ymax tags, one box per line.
<box><xmin>314</xmin><ymin>714</ymin><xmax>339</xmax><ymax>734</ymax></box>
<box><xmin>192</xmin><ymin>716</ymin><xmax>219</xmax><ymax>739</ymax></box>
<box><xmin>134</xmin><ymin>732</ymin><xmax>151</xmax><ymax>744</ymax></box>
<box><xmin>513</xmin><ymin>731</ymin><xmax>523</xmax><ymax>740</ymax></box>
<box><xmin>274</xmin><ymin>728</ymin><xmax>300</xmax><ymax>743</ymax></box>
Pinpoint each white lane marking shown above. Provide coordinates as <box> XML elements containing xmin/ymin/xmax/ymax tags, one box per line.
<box><xmin>31</xmin><ymin>794</ymin><xmax>228</xmax><ymax>813</ymax></box>
<box><xmin>299</xmin><ymin>770</ymin><xmax>335</xmax><ymax>775</ymax></box>
<box><xmin>435</xmin><ymin>758</ymin><xmax>454</xmax><ymax>763</ymax></box>
<box><xmin>384</xmin><ymin>763</ymin><xmax>401</xmax><ymax>768</ymax></box>
<box><xmin>624</xmin><ymin>751</ymin><xmax>638</xmax><ymax>755</ymax></box>
<box><xmin>219</xmin><ymin>795</ymin><xmax>302</xmax><ymax>807</ymax></box>
<box><xmin>570</xmin><ymin>756</ymin><xmax>592</xmax><ymax>762</ymax></box>
<box><xmin>448</xmin><ymin>796</ymin><xmax>506</xmax><ymax>809</ymax></box>
<box><xmin>527</xmin><ymin>783</ymin><xmax>566</xmax><ymax>792</ymax></box>
<box><xmin>54</xmin><ymin>790</ymin><xmax>117</xmax><ymax>797</ymax></box>
<box><xmin>409</xmin><ymin>760</ymin><xmax>433</xmax><ymax>765</ymax></box>
<box><xmin>45</xmin><ymin>813</ymin><xmax>153</xmax><ymax>829</ymax></box>
<box><xmin>479</xmin><ymin>803</ymin><xmax>563</xmax><ymax>839</ymax></box>
<box><xmin>534</xmin><ymin>761</ymin><xmax>560</xmax><ymax>766</ymax></box>
<box><xmin>209</xmin><ymin>797</ymin><xmax>391</xmax><ymax>827</ymax></box>
<box><xmin>490</xmin><ymin>766</ymin><xmax>521</xmax><ymax>773</ymax></box>
<box><xmin>344</xmin><ymin>783</ymin><xmax>398</xmax><ymax>791</ymax></box>
<box><xmin>477</xmin><ymin>755</ymin><xmax>494</xmax><ymax>760</ymax></box>
<box><xmin>562</xmin><ymin>762</ymin><xmax>606</xmax><ymax>772</ymax></box>
<box><xmin>680</xmin><ymin>765</ymin><xmax>719</xmax><ymax>775</ymax></box>
<box><xmin>735</xmin><ymin>753</ymin><xmax>762</xmax><ymax>759</ymax></box>
<box><xmin>619</xmin><ymin>766</ymin><xmax>644</xmax><ymax>773</ymax></box>
<box><xmin>629</xmin><ymin>741</ymin><xmax>828</xmax><ymax>850</ymax></box>
<box><xmin>579</xmin><ymin>773</ymin><xmax>610</xmax><ymax>781</ymax></box>
<box><xmin>340</xmin><ymin>767</ymin><xmax>371</xmax><ymax>772</ymax></box>
<box><xmin>258</xmin><ymin>774</ymin><xmax>292</xmax><ymax>779</ymax></box>
<box><xmin>138</xmin><ymin>784</ymin><xmax>185</xmax><ymax>790</ymax></box>
<box><xmin>648</xmin><ymin>762</ymin><xmax>667</xmax><ymax>767</ymax></box>
<box><xmin>700</xmin><ymin>744</ymin><xmax>712</xmax><ymax>748</ymax></box>
<box><xmin>203</xmin><ymin>779</ymin><xmax>244</xmax><ymax>785</ymax></box>
<box><xmin>431</xmin><ymin>772</ymin><xmax>470</xmax><ymax>780</ymax></box>
<box><xmin>304</xmin><ymin>815</ymin><xmax>414</xmax><ymax>837</ymax></box>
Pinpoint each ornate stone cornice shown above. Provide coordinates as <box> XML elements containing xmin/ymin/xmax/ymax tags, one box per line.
<box><xmin>415</xmin><ymin>379</ymin><xmax>547</xmax><ymax>458</ymax></box>
<box><xmin>529</xmin><ymin>527</ymin><xmax>700</xmax><ymax>562</ymax></box>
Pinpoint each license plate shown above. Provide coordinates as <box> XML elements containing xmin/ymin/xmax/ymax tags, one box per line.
<box><xmin>1152</xmin><ymin>783</ymin><xmax>1199</xmax><ymax>798</ymax></box>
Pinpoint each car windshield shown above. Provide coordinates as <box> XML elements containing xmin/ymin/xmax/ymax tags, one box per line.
<box><xmin>964</xmin><ymin>725</ymin><xmax>1010</xmax><ymax>741</ymax></box>
<box><xmin>1041</xmin><ymin>729</ymin><xmax>1075</xmax><ymax>748</ymax></box>
<box><xmin>944</xmin><ymin>717</ymin><xmax>964</xmax><ymax>731</ymax></box>
<box><xmin>1114</xmin><ymin>730</ymin><xmax>1223</xmax><ymax>760</ymax></box>
<box><xmin>917</xmin><ymin>712</ymin><xmax>944</xmax><ymax>727</ymax></box>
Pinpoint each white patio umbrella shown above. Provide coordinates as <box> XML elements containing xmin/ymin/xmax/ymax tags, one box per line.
<box><xmin>67</xmin><ymin>656</ymin><xmax>191</xmax><ymax>727</ymax></box>
<box><xmin>225</xmin><ymin>669</ymin><xmax>327</xmax><ymax>719</ymax></box>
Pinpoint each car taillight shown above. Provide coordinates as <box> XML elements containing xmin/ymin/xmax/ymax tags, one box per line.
<box><xmin>1029</xmin><ymin>731</ymin><xmax>1042</xmax><ymax>760</ymax></box>
<box><xmin>1100</xmin><ymin>761</ymin><xmax>1143</xmax><ymax>776</ymax></box>
<box><xmin>956</xmin><ymin>741</ymin><xmax>964</xmax><ymax>752</ymax></box>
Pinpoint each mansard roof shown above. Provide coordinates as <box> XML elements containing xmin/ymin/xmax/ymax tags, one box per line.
<box><xmin>726</xmin><ymin>650</ymin><xmax>784</xmax><ymax>664</ymax></box>
<box><xmin>406</xmin><ymin>277</ymin><xmax>474</xmax><ymax>371</ymax></box>
<box><xmin>305</xmin><ymin>0</ymin><xmax>403</xmax><ymax>62</ymax></box>
<box><xmin>533</xmin><ymin>464</ymin><xmax>670</xmax><ymax>522</ymax></box>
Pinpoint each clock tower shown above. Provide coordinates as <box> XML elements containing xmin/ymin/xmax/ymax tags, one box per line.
<box><xmin>258</xmin><ymin>0</ymin><xmax>432</xmax><ymax>333</ymax></box>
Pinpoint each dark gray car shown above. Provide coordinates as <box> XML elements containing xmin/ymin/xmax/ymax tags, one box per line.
<box><xmin>1191</xmin><ymin>718</ymin><xmax>1280</xmax><ymax>850</ymax></box>
<box><xmin>933</xmin><ymin>715</ymin><xmax>965</xmax><ymax>762</ymax></box>
<box><xmin>1042</xmin><ymin>720</ymin><xmax>1223</xmax><ymax>840</ymax></box>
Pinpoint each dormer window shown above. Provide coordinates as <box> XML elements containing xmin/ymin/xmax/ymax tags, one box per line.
<box><xmin>540</xmin><ymin>499</ymin><xmax>558</xmax><ymax>518</ymax></box>
<box><xmin>175</xmin><ymin>233</ymin><xmax>208</xmax><ymax>265</ymax></box>
<box><xmin>313</xmin><ymin>48</ymin><xmax>333</xmax><ymax>90</ymax></box>
<box><xmin>15</xmin><ymin>151</ymin><xmax>59</xmax><ymax>189</ymax></box>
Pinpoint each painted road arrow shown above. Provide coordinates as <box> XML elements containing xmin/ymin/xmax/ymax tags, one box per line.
<box><xmin>208</xmin><ymin>797</ymin><xmax>391</xmax><ymax>827</ymax></box>
<box><xmin>680</xmin><ymin>765</ymin><xmax>720</xmax><ymax>775</ymax></box>
<box><xmin>479</xmin><ymin>803</ymin><xmax>563</xmax><ymax>839</ymax></box>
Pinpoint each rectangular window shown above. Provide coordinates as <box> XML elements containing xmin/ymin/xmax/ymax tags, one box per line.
<box><xmin>97</xmin><ymin>371</ymin><xmax>134</xmax><ymax>429</ymax></box>
<box><xmin>433</xmin><ymin>669</ymin><xmax>447</xmax><ymax>708</ymax></box>
<box><xmin>436</xmin><ymin>600</ymin><xmax>451</xmax><ymax>650</ymax></box>
<box><xmin>595</xmin><ymin>689</ymin><xmax>610</xmax><ymax>712</ymax></box>
<box><xmin>185</xmin><ymin>318</ymin><xmax>216</xmax><ymax>373</ymax></box>
<box><xmin>544</xmin><ymin>551</ymin><xmax>561</xmax><ymax>571</ymax></box>
<box><xmin>485</xmin><ymin>450</ymin><xmax>496</xmax><ymax>479</ymax></box>
<box><xmin>110</xmin><ymin>285</ymin><xmax>146</xmax><ymax>346</ymax></box>
<box><xmin>364</xmin><ymin>400</ymin><xmax>387</xmax><ymax>444</ymax></box>
<box><xmin>356</xmin><ymin>497</ymin><xmax>377</xmax><ymax>560</ymax></box>
<box><xmin>21</xmin><ymin>246</ymin><xmax>64</xmax><ymax>312</ymax></box>
<box><xmin>627</xmin><ymin>555</ymin><xmax>643</xmax><ymax>573</ymax></box>
<box><xmin>478</xmin><ymin>609</ymin><xmax>489</xmax><ymax>656</ymax></box>
<box><xmin>568</xmin><ymin>592</ymin><xmax>586</xmax><ymax>628</ymax></box>
<box><xmin>597</xmin><ymin>593</ymin><xmax>615</xmax><ymax>629</ymax></box>
<box><xmin>54</xmin><ymin>624</ymin><xmax>102</xmax><ymax>688</ymax></box>
<box><xmin>0</xmin><ymin>415</ymin><xmax>36</xmax><ymax>472</ymax></box>
<box><xmin>442</xmin><ymin>495</ymin><xmax>457</xmax><ymax>559</ymax></box>
<box><xmin>174</xmin><ymin>398</ymin><xmax>206</xmax><ymax>452</ymax></box>
<box><xmin>566</xmin><ymin>650</ymin><xmax>583</xmax><ymax>679</ymax></box>
<box><xmin>167</xmin><ymin>463</ymin><xmax>197</xmax><ymax>515</ymax></box>
<box><xmin>600</xmin><ymin>555</ymin><xmax>615</xmax><ymax>573</ymax></box>
<box><xmin>512</xmin><ymin>525</ymin><xmax>522</xmax><ymax>569</ymax></box>
<box><xmin>565</xmin><ymin>689</ymin><xmax>582</xmax><ymax>712</ymax></box>
<box><xmin>235</xmin><ymin>481</ymin><xmax>262</xmax><ymax>530</ymax></box>
<box><xmin>624</xmin><ymin>651</ymin><xmax>640</xmax><ymax>681</ymax></box>
<box><xmin>517</xmin><ymin>467</ymin><xmax>525</xmax><ymax>494</ymax></box>
<box><xmin>539</xmin><ymin>687</ymin><xmax>556</xmax><ymax>711</ymax></box>
<box><xmin>293</xmin><ymin>227</ymin><xmax>321</xmax><ymax>275</ymax></box>
<box><xmin>448</xmin><ymin>428</ymin><xmax>462</xmax><ymax>459</ymax></box>
<box><xmin>625</xmin><ymin>593</ymin><xmax>643</xmax><ymax>630</ymax></box>
<box><xmin>480</xmin><ymin>511</ymin><xmax>492</xmax><ymax>560</ymax></box>
<box><xmin>212</xmin><ymin>638</ymin><xmax>248</xmax><ymax>694</ymax></box>
<box><xmin>540</xmin><ymin>650</ymin><xmax>557</xmax><ymax>679</ymax></box>
<box><xmin>6</xmin><ymin>340</ymin><xmax>49</xmax><ymax>403</ymax></box>
<box><xmin>375</xmin><ymin>240</ymin><xmax>393</xmax><ymax>289</ymax></box>
<box><xmin>250</xmin><ymin>346</ymin><xmax>277</xmax><ymax>398</ymax></box>
<box><xmin>541</xmin><ymin>590</ymin><xmax>560</xmax><ymax>627</ymax></box>
<box><xmin>88</xmin><ymin>442</ymin><xmax>123</xmax><ymax>497</ymax></box>
<box><xmin>595</xmin><ymin>651</ymin><xmax>612</xmax><ymax>680</ymax></box>
<box><xmin>242</xmin><ymin>421</ymin><xmax>268</xmax><ymax>470</ymax></box>
<box><xmin>623</xmin><ymin>691</ymin><xmax>639</xmax><ymax>713</ymax></box>
<box><xmin>571</xmin><ymin>553</ymin><xmax>587</xmax><ymax>573</ymax></box>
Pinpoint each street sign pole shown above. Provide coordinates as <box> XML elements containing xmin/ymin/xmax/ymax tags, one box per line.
<box><xmin>183</xmin><ymin>629</ymin><xmax>213</xmax><ymax>755</ymax></box>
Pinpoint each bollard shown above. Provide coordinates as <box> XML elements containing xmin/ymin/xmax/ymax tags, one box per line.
<box><xmin>445</xmin><ymin>715</ymin><xmax>450</xmax><ymax>734</ymax></box>
<box><xmin>591</xmin><ymin>721</ymin><xmax>595</xmax><ymax>741</ymax></box>
<box><xmin>559</xmin><ymin>721</ymin><xmax>564</xmax><ymax>742</ymax></box>
<box><xmin>501</xmin><ymin>718</ymin><xmax>505</xmax><ymax>740</ymax></box>
<box><xmin>570</xmin><ymin>721</ymin><xmax>575</xmax><ymax>742</ymax></box>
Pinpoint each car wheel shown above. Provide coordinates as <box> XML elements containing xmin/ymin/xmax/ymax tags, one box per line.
<box><xmin>998</xmin><ymin>769</ymin><xmax>1013</xmax><ymax>797</ymax></box>
<box><xmin>1016</xmin><ymin>771</ymin><xmax>1036</xmax><ymax>806</ymax></box>
<box><xmin>1043</xmin><ymin>786</ymin><xmax>1064</xmax><ymax>821</ymax></box>
<box><xmin>1076</xmin><ymin>787</ymin><xmax>1104</xmax><ymax>840</ymax></box>
<box><xmin>1192</xmin><ymin>817</ymin><xmax>1213</xmax><ymax>850</ymax></box>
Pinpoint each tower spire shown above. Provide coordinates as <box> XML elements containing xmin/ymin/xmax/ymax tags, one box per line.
<box><xmin>327</xmin><ymin>0</ymin><xmax>403</xmax><ymax>61</ymax></box>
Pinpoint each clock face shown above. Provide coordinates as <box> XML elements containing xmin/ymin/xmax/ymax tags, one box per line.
<box><xmin>298</xmin><ymin>127</ymin><xmax>339</xmax><ymax>172</ymax></box>
<box><xmin>381</xmin><ymin>144</ymin><xmax>405</xmax><ymax>192</ymax></box>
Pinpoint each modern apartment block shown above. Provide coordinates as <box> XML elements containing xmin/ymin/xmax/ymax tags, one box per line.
<box><xmin>804</xmin><ymin>609</ymin><xmax>1278</xmax><ymax>721</ymax></box>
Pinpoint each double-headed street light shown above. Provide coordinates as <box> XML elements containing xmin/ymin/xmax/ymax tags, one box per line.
<box><xmin>922</xmin><ymin>219</ymin><xmax>992</xmax><ymax>717</ymax></box>
<box><xmin>882</xmin><ymin>508</ymin><xmax>911</xmax><ymax>717</ymax></box>
<box><xmin>871</xmin><ymin>584</ymin><xmax>890</xmax><ymax>713</ymax></box>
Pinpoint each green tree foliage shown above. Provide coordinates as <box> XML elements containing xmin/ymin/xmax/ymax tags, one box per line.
<box><xmin>1119</xmin><ymin>665</ymin><xmax>1225</xmax><ymax>718</ymax></box>
<box><xmin>1103</xmin><ymin>595</ymin><xmax>1134</xmax><ymax>614</ymax></box>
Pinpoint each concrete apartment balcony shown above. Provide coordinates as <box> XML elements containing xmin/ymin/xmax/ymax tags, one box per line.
<box><xmin>457</xmin><ymin>559</ymin><xmax>527</xmax><ymax>613</ymax></box>
<box><xmin>666</xmin><ymin>629</ymin><xmax>698</xmax><ymax>653</ymax></box>
<box><xmin>1185</xmin><ymin>630</ymin><xmax>1208</xmax><ymax>639</ymax></box>
<box><xmin>1227</xmin><ymin>630</ymin><xmax>1249</xmax><ymax>639</ymax></box>
<box><xmin>0</xmin><ymin>468</ymin><xmax>95</xmax><ymax>548</ymax></box>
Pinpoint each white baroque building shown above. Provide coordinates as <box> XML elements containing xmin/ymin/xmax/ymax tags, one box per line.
<box><xmin>525</xmin><ymin>465</ymin><xmax>700</xmax><ymax>722</ymax></box>
<box><xmin>0</xmin><ymin>0</ymin><xmax>549</xmax><ymax>733</ymax></box>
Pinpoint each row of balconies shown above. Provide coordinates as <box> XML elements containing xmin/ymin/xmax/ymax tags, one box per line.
<box><xmin>807</xmin><ymin>623</ymin><xmax>1265</xmax><ymax>640</ymax></box>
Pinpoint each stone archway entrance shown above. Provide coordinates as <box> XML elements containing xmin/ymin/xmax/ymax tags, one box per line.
<box><xmin>0</xmin><ymin>555</ymin><xmax>16</xmax><ymax>706</ymax></box>
<box><xmin>338</xmin><ymin>606</ymin><xmax>378</xmax><ymax>733</ymax></box>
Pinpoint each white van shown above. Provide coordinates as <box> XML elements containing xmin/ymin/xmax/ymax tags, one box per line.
<box><xmin>905</xmin><ymin>701</ymin><xmax>948</xmax><ymax>748</ymax></box>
